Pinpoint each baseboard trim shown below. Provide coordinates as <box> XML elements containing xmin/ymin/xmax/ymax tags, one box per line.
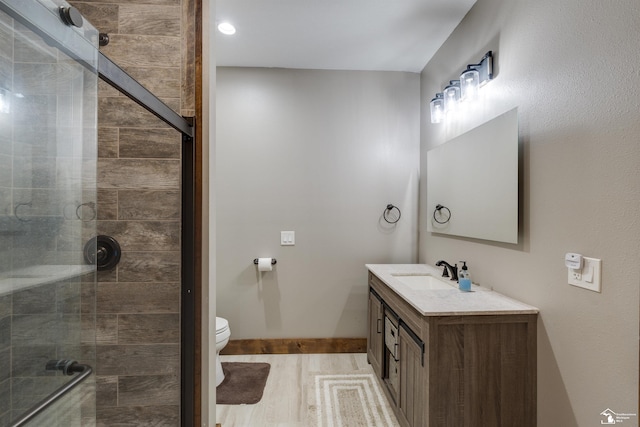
<box><xmin>221</xmin><ymin>338</ymin><xmax>367</xmax><ymax>355</ymax></box>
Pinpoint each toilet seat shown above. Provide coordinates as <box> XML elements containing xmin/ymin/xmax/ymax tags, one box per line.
<box><xmin>216</xmin><ymin>317</ymin><xmax>229</xmax><ymax>335</ymax></box>
<box><xmin>215</xmin><ymin>317</ymin><xmax>230</xmax><ymax>345</ymax></box>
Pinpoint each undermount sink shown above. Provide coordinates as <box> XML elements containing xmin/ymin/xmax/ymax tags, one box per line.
<box><xmin>390</xmin><ymin>273</ymin><xmax>456</xmax><ymax>290</ymax></box>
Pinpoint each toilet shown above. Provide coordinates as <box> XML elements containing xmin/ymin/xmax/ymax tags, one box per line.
<box><xmin>215</xmin><ymin>317</ymin><xmax>231</xmax><ymax>387</ymax></box>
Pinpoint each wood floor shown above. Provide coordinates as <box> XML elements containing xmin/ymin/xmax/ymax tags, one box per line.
<box><xmin>215</xmin><ymin>353</ymin><xmax>390</xmax><ymax>426</ymax></box>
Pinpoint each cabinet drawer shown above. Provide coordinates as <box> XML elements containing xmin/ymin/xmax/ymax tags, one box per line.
<box><xmin>384</xmin><ymin>316</ymin><xmax>398</xmax><ymax>358</ymax></box>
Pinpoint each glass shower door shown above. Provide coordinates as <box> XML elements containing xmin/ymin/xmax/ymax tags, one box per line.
<box><xmin>0</xmin><ymin>1</ymin><xmax>98</xmax><ymax>425</ymax></box>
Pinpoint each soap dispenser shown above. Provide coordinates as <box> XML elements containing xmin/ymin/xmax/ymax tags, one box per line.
<box><xmin>458</xmin><ymin>261</ymin><xmax>471</xmax><ymax>292</ymax></box>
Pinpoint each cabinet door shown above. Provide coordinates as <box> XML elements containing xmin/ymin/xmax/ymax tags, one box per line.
<box><xmin>367</xmin><ymin>289</ymin><xmax>384</xmax><ymax>376</ymax></box>
<box><xmin>398</xmin><ymin>325</ymin><xmax>425</xmax><ymax>427</ymax></box>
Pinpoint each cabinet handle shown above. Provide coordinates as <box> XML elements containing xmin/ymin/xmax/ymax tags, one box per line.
<box><xmin>377</xmin><ymin>318</ymin><xmax>382</xmax><ymax>333</ymax></box>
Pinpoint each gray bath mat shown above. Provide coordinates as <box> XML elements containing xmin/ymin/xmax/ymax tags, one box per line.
<box><xmin>216</xmin><ymin>362</ymin><xmax>271</xmax><ymax>405</ymax></box>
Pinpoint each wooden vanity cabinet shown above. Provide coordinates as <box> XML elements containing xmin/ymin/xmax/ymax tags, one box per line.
<box><xmin>397</xmin><ymin>323</ymin><xmax>425</xmax><ymax>427</ymax></box>
<box><xmin>367</xmin><ymin>272</ymin><xmax>537</xmax><ymax>427</ymax></box>
<box><xmin>367</xmin><ymin>288</ymin><xmax>384</xmax><ymax>375</ymax></box>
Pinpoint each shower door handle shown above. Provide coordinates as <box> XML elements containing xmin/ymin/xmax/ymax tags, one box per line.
<box><xmin>10</xmin><ymin>360</ymin><xmax>93</xmax><ymax>427</ymax></box>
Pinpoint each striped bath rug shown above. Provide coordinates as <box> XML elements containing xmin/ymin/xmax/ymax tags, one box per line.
<box><xmin>309</xmin><ymin>373</ymin><xmax>399</xmax><ymax>427</ymax></box>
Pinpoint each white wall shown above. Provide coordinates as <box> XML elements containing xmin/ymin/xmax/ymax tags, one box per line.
<box><xmin>216</xmin><ymin>67</ymin><xmax>420</xmax><ymax>339</ymax></box>
<box><xmin>420</xmin><ymin>0</ymin><xmax>640</xmax><ymax>425</ymax></box>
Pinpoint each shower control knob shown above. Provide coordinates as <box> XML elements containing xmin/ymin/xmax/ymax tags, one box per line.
<box><xmin>84</xmin><ymin>235</ymin><xmax>122</xmax><ymax>271</ymax></box>
<box><xmin>59</xmin><ymin>6</ymin><xmax>84</xmax><ymax>28</ymax></box>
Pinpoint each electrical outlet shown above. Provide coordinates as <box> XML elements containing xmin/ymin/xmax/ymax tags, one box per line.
<box><xmin>568</xmin><ymin>257</ymin><xmax>601</xmax><ymax>292</ymax></box>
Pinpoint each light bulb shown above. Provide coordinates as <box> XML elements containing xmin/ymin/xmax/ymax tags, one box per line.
<box><xmin>217</xmin><ymin>22</ymin><xmax>236</xmax><ymax>35</ymax></box>
<box><xmin>460</xmin><ymin>68</ymin><xmax>480</xmax><ymax>102</ymax></box>
<box><xmin>430</xmin><ymin>94</ymin><xmax>444</xmax><ymax>124</ymax></box>
<box><xmin>443</xmin><ymin>82</ymin><xmax>460</xmax><ymax>114</ymax></box>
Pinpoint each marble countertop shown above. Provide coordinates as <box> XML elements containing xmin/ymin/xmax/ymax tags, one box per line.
<box><xmin>366</xmin><ymin>264</ymin><xmax>539</xmax><ymax>316</ymax></box>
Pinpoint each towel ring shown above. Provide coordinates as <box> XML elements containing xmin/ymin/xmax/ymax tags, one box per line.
<box><xmin>76</xmin><ymin>202</ymin><xmax>97</xmax><ymax>222</ymax></box>
<box><xmin>14</xmin><ymin>202</ymin><xmax>32</xmax><ymax>222</ymax></box>
<box><xmin>383</xmin><ymin>204</ymin><xmax>401</xmax><ymax>224</ymax></box>
<box><xmin>433</xmin><ymin>204</ymin><xmax>451</xmax><ymax>224</ymax></box>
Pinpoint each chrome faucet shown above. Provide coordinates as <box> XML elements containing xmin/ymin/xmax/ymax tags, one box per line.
<box><xmin>435</xmin><ymin>260</ymin><xmax>458</xmax><ymax>281</ymax></box>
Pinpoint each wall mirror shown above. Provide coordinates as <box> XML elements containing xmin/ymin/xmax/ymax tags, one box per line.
<box><xmin>426</xmin><ymin>107</ymin><xmax>519</xmax><ymax>244</ymax></box>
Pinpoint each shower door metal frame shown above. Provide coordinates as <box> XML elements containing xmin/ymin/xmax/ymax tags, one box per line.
<box><xmin>0</xmin><ymin>1</ymin><xmax>198</xmax><ymax>426</ymax></box>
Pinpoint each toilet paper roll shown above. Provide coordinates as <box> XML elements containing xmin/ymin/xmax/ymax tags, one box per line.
<box><xmin>257</xmin><ymin>258</ymin><xmax>273</xmax><ymax>272</ymax></box>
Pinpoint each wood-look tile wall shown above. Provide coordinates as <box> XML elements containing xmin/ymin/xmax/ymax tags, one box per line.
<box><xmin>68</xmin><ymin>1</ymin><xmax>196</xmax><ymax>425</ymax></box>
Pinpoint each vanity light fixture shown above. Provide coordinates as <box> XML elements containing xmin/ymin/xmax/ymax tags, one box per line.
<box><xmin>429</xmin><ymin>51</ymin><xmax>494</xmax><ymax>123</ymax></box>
<box><xmin>429</xmin><ymin>93</ymin><xmax>444</xmax><ymax>124</ymax></box>
<box><xmin>217</xmin><ymin>22</ymin><xmax>236</xmax><ymax>35</ymax></box>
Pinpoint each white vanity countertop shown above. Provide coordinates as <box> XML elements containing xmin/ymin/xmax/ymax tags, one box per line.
<box><xmin>366</xmin><ymin>264</ymin><xmax>539</xmax><ymax>316</ymax></box>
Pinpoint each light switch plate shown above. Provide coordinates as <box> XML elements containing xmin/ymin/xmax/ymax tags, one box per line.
<box><xmin>568</xmin><ymin>256</ymin><xmax>601</xmax><ymax>292</ymax></box>
<box><xmin>281</xmin><ymin>231</ymin><xmax>295</xmax><ymax>246</ymax></box>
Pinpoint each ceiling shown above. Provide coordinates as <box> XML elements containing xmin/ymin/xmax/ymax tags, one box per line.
<box><xmin>215</xmin><ymin>0</ymin><xmax>477</xmax><ymax>73</ymax></box>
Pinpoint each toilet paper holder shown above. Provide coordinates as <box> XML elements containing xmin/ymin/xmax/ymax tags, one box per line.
<box><xmin>254</xmin><ymin>258</ymin><xmax>277</xmax><ymax>265</ymax></box>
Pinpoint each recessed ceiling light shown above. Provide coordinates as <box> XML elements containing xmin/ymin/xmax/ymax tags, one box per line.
<box><xmin>217</xmin><ymin>22</ymin><xmax>236</xmax><ymax>35</ymax></box>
